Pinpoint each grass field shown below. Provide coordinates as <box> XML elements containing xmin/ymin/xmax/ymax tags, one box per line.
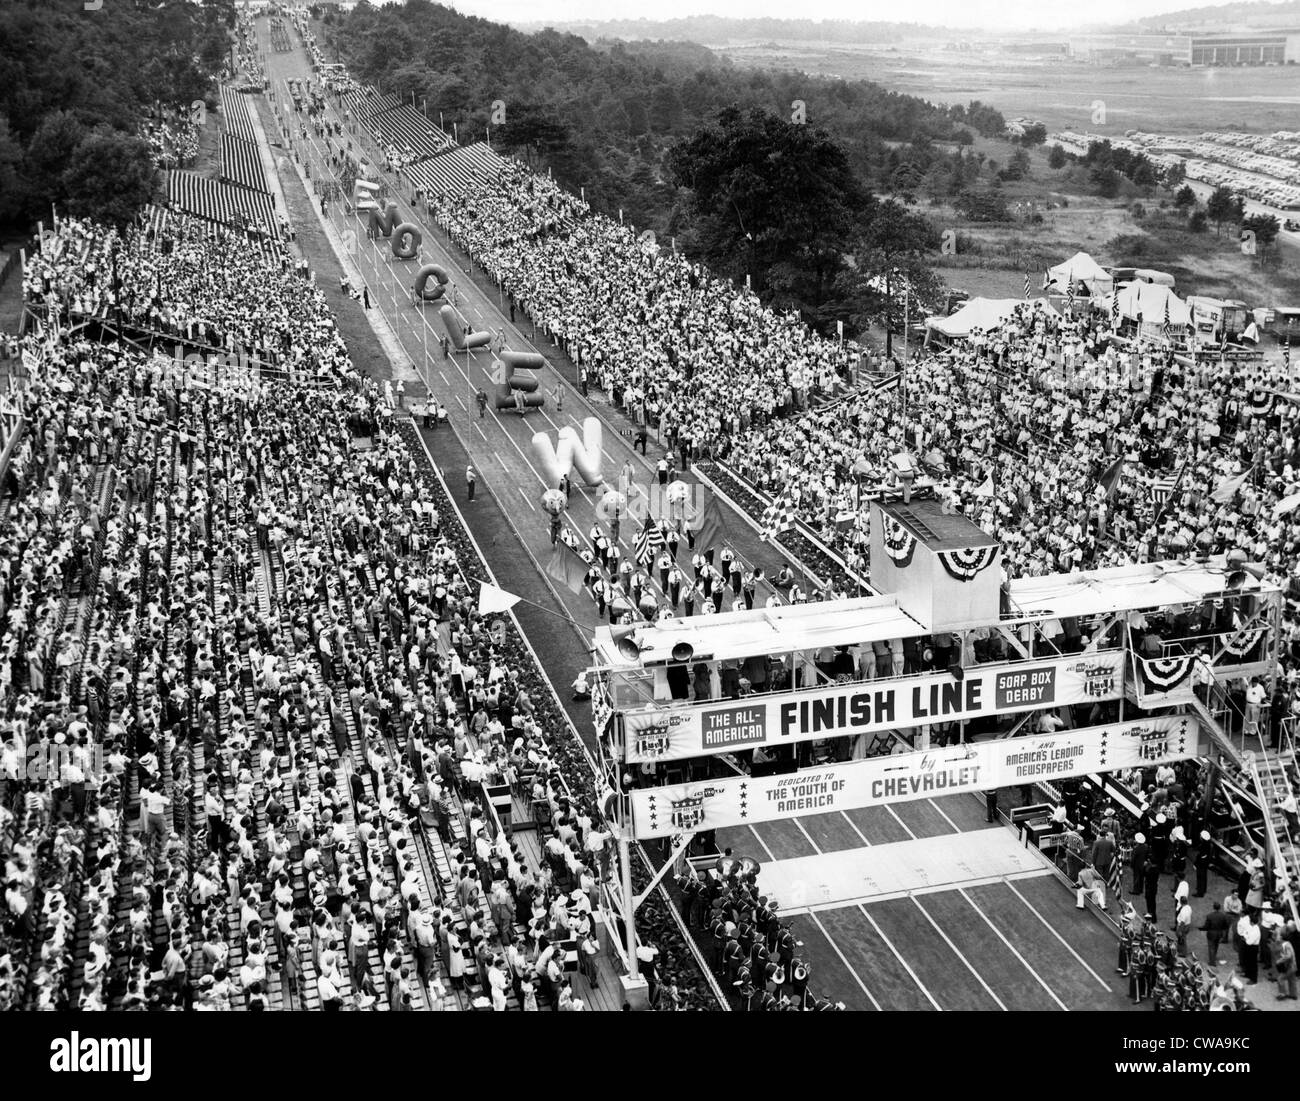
<box><xmin>717</xmin><ymin>42</ymin><xmax>1300</xmax><ymax>135</ymax></box>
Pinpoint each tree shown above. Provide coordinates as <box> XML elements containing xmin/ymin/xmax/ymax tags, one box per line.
<box><xmin>0</xmin><ymin>117</ymin><xmax>25</xmax><ymax>224</ymax></box>
<box><xmin>1020</xmin><ymin>122</ymin><xmax>1047</xmax><ymax>146</ymax></box>
<box><xmin>1242</xmin><ymin>212</ymin><xmax>1280</xmax><ymax>255</ymax></box>
<box><xmin>1047</xmin><ymin>143</ymin><xmax>1067</xmax><ymax>170</ymax></box>
<box><xmin>667</xmin><ymin>106</ymin><xmax>870</xmax><ymax>318</ymax></box>
<box><xmin>494</xmin><ymin>104</ymin><xmax>572</xmax><ymax>170</ymax></box>
<box><xmin>25</xmin><ymin>111</ymin><xmax>88</xmax><ymax>209</ymax></box>
<box><xmin>1164</xmin><ymin>159</ymin><xmax>1187</xmax><ymax>188</ymax></box>
<box><xmin>1173</xmin><ymin>185</ymin><xmax>1196</xmax><ymax>210</ymax></box>
<box><xmin>1188</xmin><ymin>209</ymin><xmax>1208</xmax><ymax>233</ymax></box>
<box><xmin>1090</xmin><ymin>166</ymin><xmax>1121</xmax><ymax>199</ymax></box>
<box><xmin>839</xmin><ymin>200</ymin><xmax>942</xmax><ymax>352</ymax></box>
<box><xmin>1132</xmin><ymin>159</ymin><xmax>1157</xmax><ymax>191</ymax></box>
<box><xmin>60</xmin><ymin>131</ymin><xmax>156</xmax><ymax>229</ymax></box>
<box><xmin>1206</xmin><ymin>186</ymin><xmax>1235</xmax><ymax>235</ymax></box>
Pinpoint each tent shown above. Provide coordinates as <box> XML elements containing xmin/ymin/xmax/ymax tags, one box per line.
<box><xmin>1045</xmin><ymin>251</ymin><xmax>1113</xmax><ymax>296</ymax></box>
<box><xmin>1116</xmin><ymin>282</ymin><xmax>1191</xmax><ymax>330</ymax></box>
<box><xmin>924</xmin><ymin>297</ymin><xmax>1059</xmax><ymax>341</ymax></box>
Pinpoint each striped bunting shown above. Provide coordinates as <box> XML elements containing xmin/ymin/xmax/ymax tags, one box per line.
<box><xmin>937</xmin><ymin>545</ymin><xmax>999</xmax><ymax>582</ymax></box>
<box><xmin>880</xmin><ymin>515</ymin><xmax>918</xmax><ymax>568</ymax></box>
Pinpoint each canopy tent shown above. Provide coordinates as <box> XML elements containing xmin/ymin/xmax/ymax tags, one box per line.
<box><xmin>1045</xmin><ymin>251</ymin><xmax>1113</xmax><ymax>296</ymax></box>
<box><xmin>924</xmin><ymin>296</ymin><xmax>1059</xmax><ymax>341</ymax></box>
<box><xmin>1116</xmin><ymin>282</ymin><xmax>1191</xmax><ymax>327</ymax></box>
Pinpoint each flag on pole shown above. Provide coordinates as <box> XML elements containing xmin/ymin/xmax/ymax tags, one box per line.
<box><xmin>1148</xmin><ymin>474</ymin><xmax>1178</xmax><ymax>505</ymax></box>
<box><xmin>691</xmin><ymin>496</ymin><xmax>725</xmax><ymax>555</ymax></box>
<box><xmin>1023</xmin><ymin>271</ymin><xmax>1030</xmax><ymax>299</ymax></box>
<box><xmin>976</xmin><ymin>471</ymin><xmax>995</xmax><ymax>498</ymax></box>
<box><xmin>1097</xmin><ymin>455</ymin><xmax>1124</xmax><ymax>500</ymax></box>
<box><xmin>1110</xmin><ymin>286</ymin><xmax>1120</xmax><ymax>325</ymax></box>
<box><xmin>545</xmin><ymin>543</ymin><xmax>588</xmax><ymax>594</ymax></box>
<box><xmin>634</xmin><ymin>524</ymin><xmax>662</xmax><ymax>567</ymax></box>
<box><xmin>1065</xmin><ymin>272</ymin><xmax>1075</xmax><ymax>311</ymax></box>
<box><xmin>1284</xmin><ymin>341</ymin><xmax>1292</xmax><ymax>372</ymax></box>
<box><xmin>760</xmin><ymin>485</ymin><xmax>798</xmax><ymax>541</ymax></box>
<box><xmin>1154</xmin><ymin>458</ymin><xmax>1192</xmax><ymax>523</ymax></box>
<box><xmin>1161</xmin><ymin>296</ymin><xmax>1172</xmax><ymax>341</ymax></box>
<box><xmin>477</xmin><ymin>581</ymin><xmax>520</xmax><ymax>616</ymax></box>
<box><xmin>1210</xmin><ymin>469</ymin><xmax>1250</xmax><ymax>505</ymax></box>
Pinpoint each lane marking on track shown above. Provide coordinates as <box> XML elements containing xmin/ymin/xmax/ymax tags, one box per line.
<box><xmin>958</xmin><ymin>887</ymin><xmax>1069</xmax><ymax>1011</ymax></box>
<box><xmin>910</xmin><ymin>895</ymin><xmax>1007</xmax><ymax>1010</ymax></box>
<box><xmin>493</xmin><ymin>450</ymin><xmax>508</xmax><ymax>471</ymax></box>
<box><xmin>927</xmin><ymin>798</ymin><xmax>964</xmax><ymax>834</ymax></box>
<box><xmin>885</xmin><ymin>804</ymin><xmax>918</xmax><ymax>840</ymax></box>
<box><xmin>857</xmin><ymin>905</ymin><xmax>943</xmax><ymax>1010</ymax></box>
<box><xmin>747</xmin><ymin>825</ymin><xmax>777</xmax><ymax>863</ymax></box>
<box><xmin>806</xmin><ymin>911</ymin><xmax>883</xmax><ymax>1011</ymax></box>
<box><xmin>454</xmin><ymin>394</ymin><xmax>466</xmax><ymax>410</ymax></box>
<box><xmin>1003</xmin><ymin>879</ymin><xmax>1113</xmax><ymax>992</ymax></box>
<box><xmin>792</xmin><ymin>817</ymin><xmax>822</xmax><ymax>856</ymax></box>
<box><xmin>840</xmin><ymin>813</ymin><xmax>872</xmax><ymax>847</ymax></box>
<box><xmin>517</xmin><ymin>487</ymin><xmax>535</xmax><ymax>510</ymax></box>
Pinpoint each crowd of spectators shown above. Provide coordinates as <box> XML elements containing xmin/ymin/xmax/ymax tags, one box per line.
<box><xmin>23</xmin><ymin>215</ymin><xmax>354</xmax><ymax>383</ymax></box>
<box><xmin>4</xmin><ymin>209</ymin><xmax>717</xmax><ymax>1009</ymax></box>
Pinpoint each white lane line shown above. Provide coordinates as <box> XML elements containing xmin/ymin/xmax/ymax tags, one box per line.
<box><xmin>910</xmin><ymin>895</ymin><xmax>1007</xmax><ymax>1011</ymax></box>
<box><xmin>806</xmin><ymin>911</ymin><xmax>883</xmax><ymax>1012</ymax></box>
<box><xmin>840</xmin><ymin>813</ymin><xmax>873</xmax><ymax>847</ymax></box>
<box><xmin>857</xmin><ymin>905</ymin><xmax>942</xmax><ymax>1011</ymax></box>
<box><xmin>493</xmin><ymin>451</ymin><xmax>509</xmax><ymax>471</ymax></box>
<box><xmin>746</xmin><ymin>825</ymin><xmax>777</xmax><ymax>863</ymax></box>
<box><xmin>454</xmin><ymin>394</ymin><xmax>466</xmax><ymax>410</ymax></box>
<box><xmin>517</xmin><ymin>488</ymin><xmax>535</xmax><ymax>510</ymax></box>
<box><xmin>928</xmin><ymin>798</ymin><xmax>964</xmax><ymax>834</ymax></box>
<box><xmin>792</xmin><ymin>817</ymin><xmax>822</xmax><ymax>855</ymax></box>
<box><xmin>958</xmin><ymin>887</ymin><xmax>1069</xmax><ymax>1011</ymax></box>
<box><xmin>885</xmin><ymin>804</ymin><xmax>918</xmax><ymax>840</ymax></box>
<box><xmin>1003</xmin><ymin>880</ymin><xmax>1113</xmax><ymax>992</ymax></box>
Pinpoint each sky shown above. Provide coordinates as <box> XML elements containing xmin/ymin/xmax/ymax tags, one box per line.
<box><xmin>445</xmin><ymin>0</ymin><xmax>1292</xmax><ymax>32</ymax></box>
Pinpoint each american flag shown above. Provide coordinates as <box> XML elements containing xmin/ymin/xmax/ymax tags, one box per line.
<box><xmin>1161</xmin><ymin>296</ymin><xmax>1173</xmax><ymax>341</ymax></box>
<box><xmin>1065</xmin><ymin>274</ymin><xmax>1075</xmax><ymax>310</ymax></box>
<box><xmin>1285</xmin><ymin>341</ymin><xmax>1292</xmax><ymax>372</ymax></box>
<box><xmin>760</xmin><ymin>485</ymin><xmax>798</xmax><ymax>542</ymax></box>
<box><xmin>1148</xmin><ymin>475</ymin><xmax>1178</xmax><ymax>504</ymax></box>
<box><xmin>633</xmin><ymin>523</ymin><xmax>663</xmax><ymax>566</ymax></box>
<box><xmin>1110</xmin><ymin>287</ymin><xmax>1120</xmax><ymax>325</ymax></box>
<box><xmin>1023</xmin><ymin>271</ymin><xmax>1030</xmax><ymax>299</ymax></box>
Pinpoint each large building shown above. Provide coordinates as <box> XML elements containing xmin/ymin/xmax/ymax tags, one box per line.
<box><xmin>1069</xmin><ymin>30</ymin><xmax>1300</xmax><ymax>65</ymax></box>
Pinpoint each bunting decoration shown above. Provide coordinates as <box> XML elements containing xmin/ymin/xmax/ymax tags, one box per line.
<box><xmin>937</xmin><ymin>545</ymin><xmax>1000</xmax><ymax>582</ymax></box>
<box><xmin>1215</xmin><ymin>626</ymin><xmax>1267</xmax><ymax>663</ymax></box>
<box><xmin>880</xmin><ymin>514</ymin><xmax>919</xmax><ymax>568</ymax></box>
<box><xmin>1132</xmin><ymin>653</ymin><xmax>1198</xmax><ymax>704</ymax></box>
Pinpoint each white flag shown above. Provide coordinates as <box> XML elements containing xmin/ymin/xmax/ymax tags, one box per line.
<box><xmin>477</xmin><ymin>582</ymin><xmax>519</xmax><ymax>616</ymax></box>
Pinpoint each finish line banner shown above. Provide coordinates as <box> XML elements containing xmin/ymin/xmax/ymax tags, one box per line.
<box><xmin>622</xmin><ymin>651</ymin><xmax>1124</xmax><ymax>763</ymax></box>
<box><xmin>628</xmin><ymin>714</ymin><xmax>1198</xmax><ymax>839</ymax></box>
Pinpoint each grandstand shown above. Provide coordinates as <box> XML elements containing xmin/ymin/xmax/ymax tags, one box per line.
<box><xmin>219</xmin><ymin>84</ymin><xmax>258</xmax><ymax>145</ymax></box>
<box><xmin>220</xmin><ymin>134</ymin><xmax>269</xmax><ymax>194</ymax></box>
<box><xmin>166</xmin><ymin>171</ymin><xmax>280</xmax><ymax>239</ymax></box>
<box><xmin>408</xmin><ymin>143</ymin><xmax>507</xmax><ymax>199</ymax></box>
<box><xmin>370</xmin><ymin>103</ymin><xmax>455</xmax><ymax>162</ymax></box>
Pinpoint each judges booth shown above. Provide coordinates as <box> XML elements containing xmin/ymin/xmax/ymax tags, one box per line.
<box><xmin>586</xmin><ymin>490</ymin><xmax>1282</xmax><ymax>843</ymax></box>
